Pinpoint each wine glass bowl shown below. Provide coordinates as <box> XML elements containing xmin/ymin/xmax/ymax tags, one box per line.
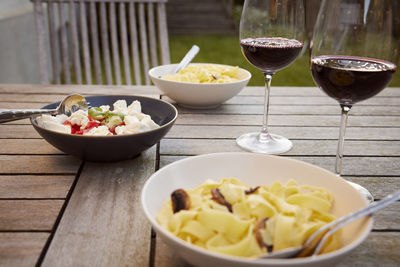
<box><xmin>310</xmin><ymin>0</ymin><xmax>398</xmax><ymax>202</ymax></box>
<box><xmin>240</xmin><ymin>37</ymin><xmax>304</xmax><ymax>75</ymax></box>
<box><xmin>237</xmin><ymin>0</ymin><xmax>305</xmax><ymax>154</ymax></box>
<box><xmin>311</xmin><ymin>56</ymin><xmax>396</xmax><ymax>106</ymax></box>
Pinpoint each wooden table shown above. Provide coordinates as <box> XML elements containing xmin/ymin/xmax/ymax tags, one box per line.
<box><xmin>0</xmin><ymin>84</ymin><xmax>399</xmax><ymax>267</ymax></box>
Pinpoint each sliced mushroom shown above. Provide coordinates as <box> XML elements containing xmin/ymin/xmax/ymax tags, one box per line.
<box><xmin>211</xmin><ymin>74</ymin><xmax>219</xmax><ymax>80</ymax></box>
<box><xmin>171</xmin><ymin>189</ymin><xmax>190</xmax><ymax>213</ymax></box>
<box><xmin>245</xmin><ymin>186</ymin><xmax>260</xmax><ymax>195</ymax></box>
<box><xmin>211</xmin><ymin>188</ymin><xmax>232</xmax><ymax>212</ymax></box>
<box><xmin>254</xmin><ymin>217</ymin><xmax>273</xmax><ymax>253</ymax></box>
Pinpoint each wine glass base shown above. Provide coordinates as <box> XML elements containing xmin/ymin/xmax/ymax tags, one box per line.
<box><xmin>236</xmin><ymin>132</ymin><xmax>293</xmax><ymax>154</ymax></box>
<box><xmin>347</xmin><ymin>181</ymin><xmax>374</xmax><ymax>203</ymax></box>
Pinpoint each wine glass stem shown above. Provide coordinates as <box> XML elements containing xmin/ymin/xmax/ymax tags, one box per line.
<box><xmin>259</xmin><ymin>73</ymin><xmax>273</xmax><ymax>142</ymax></box>
<box><xmin>335</xmin><ymin>104</ymin><xmax>352</xmax><ymax>175</ymax></box>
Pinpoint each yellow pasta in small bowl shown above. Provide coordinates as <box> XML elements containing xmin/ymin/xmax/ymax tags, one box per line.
<box><xmin>141</xmin><ymin>152</ymin><xmax>372</xmax><ymax>267</ymax></box>
<box><xmin>149</xmin><ymin>63</ymin><xmax>251</xmax><ymax>109</ymax></box>
<box><xmin>162</xmin><ymin>64</ymin><xmax>241</xmax><ymax>84</ymax></box>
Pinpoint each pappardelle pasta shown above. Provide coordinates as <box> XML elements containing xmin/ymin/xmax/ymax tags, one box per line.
<box><xmin>156</xmin><ymin>178</ymin><xmax>341</xmax><ymax>258</ymax></box>
<box><xmin>162</xmin><ymin>64</ymin><xmax>240</xmax><ymax>83</ymax></box>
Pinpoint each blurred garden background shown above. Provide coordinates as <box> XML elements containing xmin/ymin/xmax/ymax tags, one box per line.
<box><xmin>169</xmin><ymin>34</ymin><xmax>313</xmax><ymax>86</ymax></box>
<box><xmin>167</xmin><ymin>0</ymin><xmax>400</xmax><ymax>87</ymax></box>
<box><xmin>1</xmin><ymin>0</ymin><xmax>399</xmax><ymax>86</ymax></box>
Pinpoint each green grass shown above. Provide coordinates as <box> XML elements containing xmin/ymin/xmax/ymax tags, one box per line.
<box><xmin>169</xmin><ymin>34</ymin><xmax>400</xmax><ymax>87</ymax></box>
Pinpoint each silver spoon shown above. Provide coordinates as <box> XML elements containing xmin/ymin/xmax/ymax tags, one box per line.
<box><xmin>173</xmin><ymin>45</ymin><xmax>200</xmax><ymax>74</ymax></box>
<box><xmin>0</xmin><ymin>94</ymin><xmax>88</xmax><ymax>123</ymax></box>
<box><xmin>259</xmin><ymin>190</ymin><xmax>400</xmax><ymax>259</ymax></box>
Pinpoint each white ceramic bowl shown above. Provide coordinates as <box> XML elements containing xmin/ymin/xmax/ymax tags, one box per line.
<box><xmin>149</xmin><ymin>63</ymin><xmax>251</xmax><ymax>109</ymax></box>
<box><xmin>141</xmin><ymin>152</ymin><xmax>372</xmax><ymax>267</ymax></box>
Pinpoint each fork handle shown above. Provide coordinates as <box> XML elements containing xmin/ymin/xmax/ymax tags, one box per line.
<box><xmin>0</xmin><ymin>109</ymin><xmax>57</xmax><ymax>123</ymax></box>
<box><xmin>311</xmin><ymin>190</ymin><xmax>400</xmax><ymax>256</ymax></box>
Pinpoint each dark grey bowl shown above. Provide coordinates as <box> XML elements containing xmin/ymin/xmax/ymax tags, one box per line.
<box><xmin>31</xmin><ymin>95</ymin><xmax>178</xmax><ymax>162</ymax></box>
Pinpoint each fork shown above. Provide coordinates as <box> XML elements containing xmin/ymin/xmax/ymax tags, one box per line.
<box><xmin>259</xmin><ymin>190</ymin><xmax>400</xmax><ymax>259</ymax></box>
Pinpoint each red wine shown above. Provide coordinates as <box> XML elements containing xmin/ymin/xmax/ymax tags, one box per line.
<box><xmin>240</xmin><ymin>37</ymin><xmax>303</xmax><ymax>74</ymax></box>
<box><xmin>311</xmin><ymin>56</ymin><xmax>396</xmax><ymax>105</ymax></box>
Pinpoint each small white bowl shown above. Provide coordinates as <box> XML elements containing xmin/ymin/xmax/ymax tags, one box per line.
<box><xmin>141</xmin><ymin>152</ymin><xmax>372</xmax><ymax>267</ymax></box>
<box><xmin>149</xmin><ymin>63</ymin><xmax>251</xmax><ymax>109</ymax></box>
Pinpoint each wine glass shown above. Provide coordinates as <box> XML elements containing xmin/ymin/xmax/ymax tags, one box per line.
<box><xmin>311</xmin><ymin>0</ymin><xmax>397</xmax><ymax>202</ymax></box>
<box><xmin>237</xmin><ymin>0</ymin><xmax>306</xmax><ymax>154</ymax></box>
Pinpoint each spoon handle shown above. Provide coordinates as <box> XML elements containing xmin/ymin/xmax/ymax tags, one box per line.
<box><xmin>174</xmin><ymin>45</ymin><xmax>200</xmax><ymax>73</ymax></box>
<box><xmin>0</xmin><ymin>109</ymin><xmax>57</xmax><ymax>123</ymax></box>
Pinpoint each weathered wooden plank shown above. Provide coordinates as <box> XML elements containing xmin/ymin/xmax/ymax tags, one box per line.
<box><xmin>238</xmin><ymin>86</ymin><xmax>400</xmax><ymax>97</ymax></box>
<box><xmin>0</xmin><ymin>94</ymin><xmax>71</xmax><ymax>103</ymax></box>
<box><xmin>162</xmin><ymin>95</ymin><xmax>400</xmax><ymax>106</ymax></box>
<box><xmin>0</xmin><ymin>84</ymin><xmax>161</xmax><ymax>95</ymax></box>
<box><xmin>0</xmin><ymin>125</ymin><xmax>41</xmax><ymax>138</ymax></box>
<box><xmin>156</xmin><ymin>2</ymin><xmax>170</xmax><ymax>64</ymax></box>
<box><xmin>138</xmin><ymin>3</ymin><xmax>150</xmax><ymax>85</ymax></box>
<box><xmin>0</xmin><ymin>139</ymin><xmax>64</xmax><ymax>154</ymax></box>
<box><xmin>340</xmin><ymin>232</ymin><xmax>400</xmax><ymax>267</ymax></box>
<box><xmin>0</xmin><ymin>155</ymin><xmax>80</xmax><ymax>174</ymax></box>
<box><xmin>294</xmin><ymin>140</ymin><xmax>400</xmax><ymax>156</ymax></box>
<box><xmin>344</xmin><ymin>177</ymin><xmax>400</xmax><ymax>200</ymax></box>
<box><xmin>147</xmin><ymin>3</ymin><xmax>158</xmax><ymax>67</ymax></box>
<box><xmin>33</xmin><ymin>1</ymin><xmax>50</xmax><ymax>84</ymax></box>
<box><xmin>79</xmin><ymin>1</ymin><xmax>92</xmax><ymax>84</ymax></box>
<box><xmin>0</xmin><ymin>85</ymin><xmax>397</xmax><ymax>98</ymax></box>
<box><xmin>47</xmin><ymin>2</ymin><xmax>60</xmax><ymax>84</ymax></box>
<box><xmin>128</xmin><ymin>2</ymin><xmax>142</xmax><ymax>84</ymax></box>
<box><xmin>109</xmin><ymin>2</ymin><xmax>121</xmax><ymax>85</ymax></box>
<box><xmin>0</xmin><ymin>175</ymin><xmax>74</xmax><ymax>199</ymax></box>
<box><xmin>0</xmin><ymin>91</ymin><xmax>161</xmax><ymax>103</ymax></box>
<box><xmin>175</xmin><ymin>114</ymin><xmax>400</xmax><ymax>127</ymax></box>
<box><xmin>2</xmin><ymin>119</ymin><xmax>35</xmax><ymax>126</ymax></box>
<box><xmin>58</xmin><ymin>3</ymin><xmax>71</xmax><ymax>84</ymax></box>
<box><xmin>211</xmin><ymin>95</ymin><xmax>400</xmax><ymax>106</ymax></box>
<box><xmin>89</xmin><ymin>1</ymin><xmax>102</xmax><ymax>84</ymax></box>
<box><xmin>166</xmin><ymin>125</ymin><xmax>400</xmax><ymax>140</ymax></box>
<box><xmin>154</xmin><ymin>237</ymin><xmax>189</xmax><ymax>267</ymax></box>
<box><xmin>0</xmin><ymin>200</ymin><xmax>63</xmax><ymax>230</ymax></box>
<box><xmin>119</xmin><ymin>2</ymin><xmax>132</xmax><ymax>85</ymax></box>
<box><xmin>286</xmin><ymin>157</ymin><xmax>400</xmax><ymax>178</ymax></box>
<box><xmin>159</xmin><ymin>155</ymin><xmax>400</xmax><ymax>176</ymax></box>
<box><xmin>153</xmin><ymin>232</ymin><xmax>400</xmax><ymax>267</ymax></box>
<box><xmin>176</xmin><ymin>104</ymin><xmax>400</xmax><ymax>116</ymax></box>
<box><xmin>160</xmin><ymin>139</ymin><xmax>400</xmax><ymax>157</ymax></box>
<box><xmin>0</xmin><ymin>232</ymin><xmax>50</xmax><ymax>267</ymax></box>
<box><xmin>41</xmin><ymin>148</ymin><xmax>157</xmax><ymax>267</ymax></box>
<box><xmin>372</xmin><ymin>203</ymin><xmax>400</xmax><ymax>230</ymax></box>
<box><xmin>68</xmin><ymin>0</ymin><xmax>82</xmax><ymax>84</ymax></box>
<box><xmin>99</xmin><ymin>2</ymin><xmax>112</xmax><ymax>85</ymax></box>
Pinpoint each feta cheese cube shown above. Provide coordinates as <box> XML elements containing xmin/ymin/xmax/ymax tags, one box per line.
<box><xmin>124</xmin><ymin>115</ymin><xmax>141</xmax><ymax>133</ymax></box>
<box><xmin>113</xmin><ymin>100</ymin><xmax>128</xmax><ymax>114</ymax></box>
<box><xmin>68</xmin><ymin>110</ymin><xmax>89</xmax><ymax>129</ymax></box>
<box><xmin>127</xmin><ymin>100</ymin><xmax>142</xmax><ymax>115</ymax></box>
<box><xmin>84</xmin><ymin>125</ymin><xmax>112</xmax><ymax>136</ymax></box>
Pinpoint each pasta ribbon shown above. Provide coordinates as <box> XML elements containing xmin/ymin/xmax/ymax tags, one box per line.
<box><xmin>162</xmin><ymin>64</ymin><xmax>240</xmax><ymax>83</ymax></box>
<box><xmin>156</xmin><ymin>178</ymin><xmax>341</xmax><ymax>258</ymax></box>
